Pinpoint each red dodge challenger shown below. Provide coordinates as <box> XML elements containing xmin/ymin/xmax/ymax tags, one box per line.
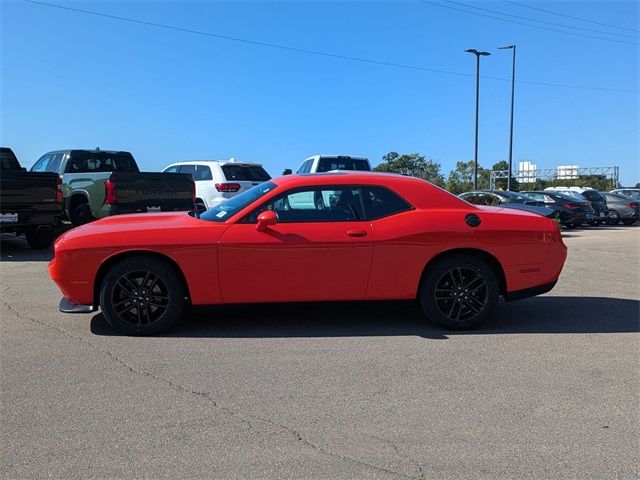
<box><xmin>50</xmin><ymin>172</ymin><xmax>567</xmax><ymax>335</ymax></box>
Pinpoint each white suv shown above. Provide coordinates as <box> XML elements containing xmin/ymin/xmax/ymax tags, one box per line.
<box><xmin>295</xmin><ymin>155</ymin><xmax>371</xmax><ymax>174</ymax></box>
<box><xmin>162</xmin><ymin>160</ymin><xmax>271</xmax><ymax>210</ymax></box>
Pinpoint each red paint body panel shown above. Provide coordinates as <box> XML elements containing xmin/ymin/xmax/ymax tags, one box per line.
<box><xmin>49</xmin><ymin>173</ymin><xmax>567</xmax><ymax>307</ymax></box>
<box><xmin>218</xmin><ymin>222</ymin><xmax>373</xmax><ymax>302</ymax></box>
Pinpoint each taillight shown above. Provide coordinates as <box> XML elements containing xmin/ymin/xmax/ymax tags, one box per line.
<box><xmin>563</xmin><ymin>203</ymin><xmax>577</xmax><ymax>209</ymax></box>
<box><xmin>55</xmin><ymin>176</ymin><xmax>63</xmax><ymax>204</ymax></box>
<box><xmin>191</xmin><ymin>180</ymin><xmax>196</xmax><ymax>203</ymax></box>
<box><xmin>104</xmin><ymin>179</ymin><xmax>116</xmax><ymax>205</ymax></box>
<box><xmin>627</xmin><ymin>203</ymin><xmax>635</xmax><ymax>208</ymax></box>
<box><xmin>215</xmin><ymin>183</ymin><xmax>241</xmax><ymax>193</ymax></box>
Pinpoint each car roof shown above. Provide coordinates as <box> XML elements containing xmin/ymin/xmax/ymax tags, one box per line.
<box><xmin>304</xmin><ymin>155</ymin><xmax>369</xmax><ymax>162</ymax></box>
<box><xmin>271</xmin><ymin>172</ymin><xmax>468</xmax><ymax>209</ymax></box>
<box><xmin>164</xmin><ymin>160</ymin><xmax>262</xmax><ymax>167</ymax></box>
<box><xmin>42</xmin><ymin>149</ymin><xmax>132</xmax><ymax>155</ymax></box>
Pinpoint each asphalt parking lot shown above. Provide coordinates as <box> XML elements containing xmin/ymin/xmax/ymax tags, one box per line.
<box><xmin>1</xmin><ymin>225</ymin><xmax>638</xmax><ymax>480</ymax></box>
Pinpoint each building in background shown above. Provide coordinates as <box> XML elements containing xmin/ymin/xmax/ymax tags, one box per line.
<box><xmin>517</xmin><ymin>161</ymin><xmax>537</xmax><ymax>183</ymax></box>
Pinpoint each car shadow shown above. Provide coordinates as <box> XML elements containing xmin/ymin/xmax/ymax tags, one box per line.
<box><xmin>90</xmin><ymin>296</ymin><xmax>640</xmax><ymax>339</ymax></box>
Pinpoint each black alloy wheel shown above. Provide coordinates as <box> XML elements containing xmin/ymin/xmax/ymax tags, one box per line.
<box><xmin>100</xmin><ymin>257</ymin><xmax>184</xmax><ymax>335</ymax></box>
<box><xmin>605</xmin><ymin>210</ymin><xmax>620</xmax><ymax>225</ymax></box>
<box><xmin>71</xmin><ymin>204</ymin><xmax>95</xmax><ymax>227</ymax></box>
<box><xmin>25</xmin><ymin>228</ymin><xmax>54</xmax><ymax>249</ymax></box>
<box><xmin>420</xmin><ymin>254</ymin><xmax>498</xmax><ymax>330</ymax></box>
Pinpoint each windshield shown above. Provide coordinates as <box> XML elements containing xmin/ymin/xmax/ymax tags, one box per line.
<box><xmin>199</xmin><ymin>181</ymin><xmax>277</xmax><ymax>222</ymax></box>
<box><xmin>316</xmin><ymin>158</ymin><xmax>370</xmax><ymax>172</ymax></box>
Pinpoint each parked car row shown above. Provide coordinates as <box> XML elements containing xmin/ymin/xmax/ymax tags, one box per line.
<box><xmin>458</xmin><ymin>186</ymin><xmax>639</xmax><ymax>228</ymax></box>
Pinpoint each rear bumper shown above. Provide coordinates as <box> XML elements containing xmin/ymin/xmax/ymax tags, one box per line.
<box><xmin>59</xmin><ymin>297</ymin><xmax>95</xmax><ymax>314</ymax></box>
<box><xmin>503</xmin><ymin>280</ymin><xmax>557</xmax><ymax>302</ymax></box>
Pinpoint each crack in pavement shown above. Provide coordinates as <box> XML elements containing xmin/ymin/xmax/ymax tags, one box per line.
<box><xmin>373</xmin><ymin>436</ymin><xmax>428</xmax><ymax>480</ymax></box>
<box><xmin>1</xmin><ymin>299</ymin><xmax>413</xmax><ymax>479</ymax></box>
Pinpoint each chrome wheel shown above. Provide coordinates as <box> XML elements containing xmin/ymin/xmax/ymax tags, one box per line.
<box><xmin>433</xmin><ymin>267</ymin><xmax>489</xmax><ymax>323</ymax></box>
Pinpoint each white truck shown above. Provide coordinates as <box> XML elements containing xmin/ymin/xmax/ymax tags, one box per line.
<box><xmin>295</xmin><ymin>155</ymin><xmax>371</xmax><ymax>174</ymax></box>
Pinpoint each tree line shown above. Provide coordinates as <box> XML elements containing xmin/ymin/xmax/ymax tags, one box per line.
<box><xmin>373</xmin><ymin>152</ymin><xmax>620</xmax><ymax>193</ymax></box>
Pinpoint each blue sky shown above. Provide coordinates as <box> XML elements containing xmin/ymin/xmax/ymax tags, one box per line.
<box><xmin>1</xmin><ymin>0</ymin><xmax>638</xmax><ymax>185</ymax></box>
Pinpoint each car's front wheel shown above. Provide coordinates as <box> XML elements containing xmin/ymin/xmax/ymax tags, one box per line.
<box><xmin>420</xmin><ymin>254</ymin><xmax>499</xmax><ymax>330</ymax></box>
<box><xmin>100</xmin><ymin>256</ymin><xmax>185</xmax><ymax>336</ymax></box>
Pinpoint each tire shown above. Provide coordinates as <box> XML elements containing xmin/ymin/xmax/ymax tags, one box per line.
<box><xmin>419</xmin><ymin>254</ymin><xmax>499</xmax><ymax>330</ymax></box>
<box><xmin>622</xmin><ymin>219</ymin><xmax>636</xmax><ymax>226</ymax></box>
<box><xmin>71</xmin><ymin>204</ymin><xmax>95</xmax><ymax>227</ymax></box>
<box><xmin>605</xmin><ymin>211</ymin><xmax>620</xmax><ymax>225</ymax></box>
<box><xmin>100</xmin><ymin>257</ymin><xmax>185</xmax><ymax>336</ymax></box>
<box><xmin>25</xmin><ymin>228</ymin><xmax>54</xmax><ymax>249</ymax></box>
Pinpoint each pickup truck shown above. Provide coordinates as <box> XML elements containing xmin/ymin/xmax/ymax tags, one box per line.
<box><xmin>295</xmin><ymin>155</ymin><xmax>371</xmax><ymax>174</ymax></box>
<box><xmin>31</xmin><ymin>149</ymin><xmax>195</xmax><ymax>226</ymax></box>
<box><xmin>0</xmin><ymin>147</ymin><xmax>63</xmax><ymax>248</ymax></box>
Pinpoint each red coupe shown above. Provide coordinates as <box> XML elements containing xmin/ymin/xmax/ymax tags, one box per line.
<box><xmin>50</xmin><ymin>172</ymin><xmax>567</xmax><ymax>335</ymax></box>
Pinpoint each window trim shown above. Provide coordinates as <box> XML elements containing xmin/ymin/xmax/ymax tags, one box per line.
<box><xmin>241</xmin><ymin>184</ymin><xmax>414</xmax><ymax>224</ymax></box>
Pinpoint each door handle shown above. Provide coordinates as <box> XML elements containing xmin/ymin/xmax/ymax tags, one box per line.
<box><xmin>346</xmin><ymin>229</ymin><xmax>368</xmax><ymax>237</ymax></box>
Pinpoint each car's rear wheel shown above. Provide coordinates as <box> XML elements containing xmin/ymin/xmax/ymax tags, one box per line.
<box><xmin>100</xmin><ymin>257</ymin><xmax>184</xmax><ymax>336</ymax></box>
<box><xmin>605</xmin><ymin>211</ymin><xmax>620</xmax><ymax>225</ymax></box>
<box><xmin>420</xmin><ymin>254</ymin><xmax>498</xmax><ymax>330</ymax></box>
<box><xmin>25</xmin><ymin>228</ymin><xmax>54</xmax><ymax>249</ymax></box>
<box><xmin>71</xmin><ymin>204</ymin><xmax>95</xmax><ymax>227</ymax></box>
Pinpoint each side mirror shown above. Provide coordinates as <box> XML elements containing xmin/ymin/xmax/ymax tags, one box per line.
<box><xmin>256</xmin><ymin>210</ymin><xmax>277</xmax><ymax>231</ymax></box>
<box><xmin>21</xmin><ymin>167</ymin><xmax>27</xmax><ymax>172</ymax></box>
<box><xmin>282</xmin><ymin>168</ymin><xmax>293</xmax><ymax>176</ymax></box>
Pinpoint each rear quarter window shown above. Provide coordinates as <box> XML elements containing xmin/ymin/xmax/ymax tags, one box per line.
<box><xmin>362</xmin><ymin>187</ymin><xmax>412</xmax><ymax>219</ymax></box>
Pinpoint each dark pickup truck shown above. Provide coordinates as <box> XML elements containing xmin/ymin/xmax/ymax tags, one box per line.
<box><xmin>31</xmin><ymin>149</ymin><xmax>195</xmax><ymax>226</ymax></box>
<box><xmin>0</xmin><ymin>147</ymin><xmax>64</xmax><ymax>248</ymax></box>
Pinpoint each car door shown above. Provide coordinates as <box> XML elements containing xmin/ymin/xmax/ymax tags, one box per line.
<box><xmin>217</xmin><ymin>186</ymin><xmax>373</xmax><ymax>303</ymax></box>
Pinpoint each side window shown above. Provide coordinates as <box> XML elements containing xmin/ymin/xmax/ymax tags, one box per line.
<box><xmin>246</xmin><ymin>187</ymin><xmax>364</xmax><ymax>223</ymax></box>
<box><xmin>195</xmin><ymin>165</ymin><xmax>213</xmax><ymax>181</ymax></box>
<box><xmin>178</xmin><ymin>165</ymin><xmax>196</xmax><ymax>179</ymax></box>
<box><xmin>65</xmin><ymin>157</ymin><xmax>87</xmax><ymax>173</ymax></box>
<box><xmin>164</xmin><ymin>166</ymin><xmax>179</xmax><ymax>173</ymax></box>
<box><xmin>362</xmin><ymin>187</ymin><xmax>412</xmax><ymax>219</ymax></box>
<box><xmin>527</xmin><ymin>192</ymin><xmax>542</xmax><ymax>201</ymax></box>
<box><xmin>487</xmin><ymin>194</ymin><xmax>501</xmax><ymax>206</ymax></box>
<box><xmin>48</xmin><ymin>153</ymin><xmax>63</xmax><ymax>173</ymax></box>
<box><xmin>31</xmin><ymin>155</ymin><xmax>52</xmax><ymax>172</ymax></box>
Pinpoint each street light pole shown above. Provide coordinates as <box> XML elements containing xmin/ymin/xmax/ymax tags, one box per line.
<box><xmin>465</xmin><ymin>49</ymin><xmax>491</xmax><ymax>190</ymax></box>
<box><xmin>499</xmin><ymin>45</ymin><xmax>516</xmax><ymax>191</ymax></box>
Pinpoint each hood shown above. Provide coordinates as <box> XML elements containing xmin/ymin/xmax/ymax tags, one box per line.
<box><xmin>59</xmin><ymin>212</ymin><xmax>221</xmax><ymax>249</ymax></box>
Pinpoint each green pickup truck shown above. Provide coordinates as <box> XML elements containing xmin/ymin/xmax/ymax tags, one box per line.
<box><xmin>31</xmin><ymin>149</ymin><xmax>195</xmax><ymax>226</ymax></box>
